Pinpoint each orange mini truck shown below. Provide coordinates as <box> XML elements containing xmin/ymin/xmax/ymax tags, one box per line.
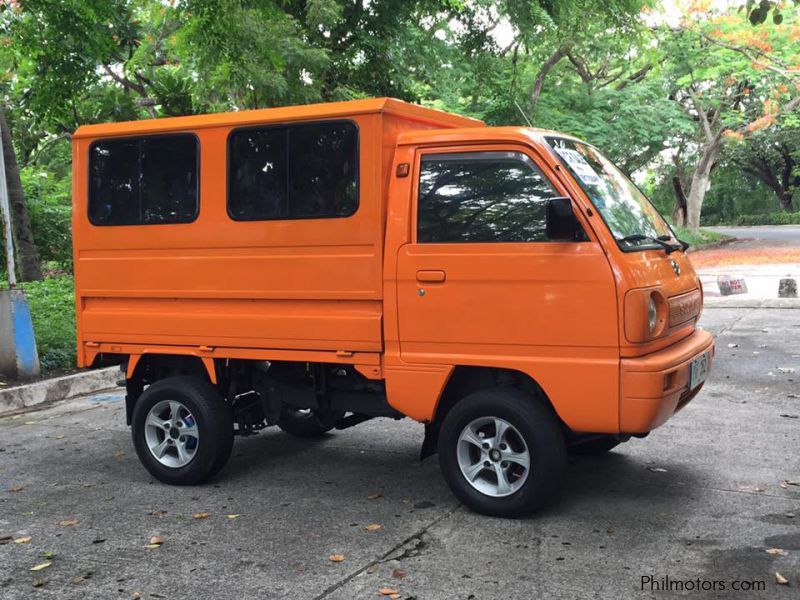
<box><xmin>72</xmin><ymin>98</ymin><xmax>713</xmax><ymax>517</ymax></box>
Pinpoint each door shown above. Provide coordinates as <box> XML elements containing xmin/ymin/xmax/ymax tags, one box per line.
<box><xmin>395</xmin><ymin>144</ymin><xmax>621</xmax><ymax>432</ymax></box>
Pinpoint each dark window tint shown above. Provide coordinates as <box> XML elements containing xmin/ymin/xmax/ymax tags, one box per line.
<box><xmin>89</xmin><ymin>135</ymin><xmax>198</xmax><ymax>226</ymax></box>
<box><xmin>228</xmin><ymin>121</ymin><xmax>358</xmax><ymax>220</ymax></box>
<box><xmin>417</xmin><ymin>151</ymin><xmax>558</xmax><ymax>243</ymax></box>
<box><xmin>227</xmin><ymin>127</ymin><xmax>287</xmax><ymax>220</ymax></box>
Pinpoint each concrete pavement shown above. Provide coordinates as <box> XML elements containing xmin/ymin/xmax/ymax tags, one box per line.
<box><xmin>1</xmin><ymin>308</ymin><xmax>799</xmax><ymax>599</ymax></box>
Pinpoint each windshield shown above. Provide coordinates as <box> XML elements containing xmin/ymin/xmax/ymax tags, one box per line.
<box><xmin>546</xmin><ymin>137</ymin><xmax>675</xmax><ymax>251</ymax></box>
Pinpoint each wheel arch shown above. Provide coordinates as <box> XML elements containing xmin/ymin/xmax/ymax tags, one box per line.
<box><xmin>124</xmin><ymin>353</ymin><xmax>219</xmax><ymax>425</ymax></box>
<box><xmin>421</xmin><ymin>365</ymin><xmax>567</xmax><ymax>459</ymax></box>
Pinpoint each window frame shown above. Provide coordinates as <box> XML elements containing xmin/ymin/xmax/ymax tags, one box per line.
<box><xmin>225</xmin><ymin>119</ymin><xmax>360</xmax><ymax>222</ymax></box>
<box><xmin>87</xmin><ymin>132</ymin><xmax>201</xmax><ymax>227</ymax></box>
<box><xmin>412</xmin><ymin>145</ymin><xmax>567</xmax><ymax>245</ymax></box>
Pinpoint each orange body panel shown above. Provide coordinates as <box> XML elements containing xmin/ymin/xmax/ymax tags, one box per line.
<box><xmin>73</xmin><ymin>98</ymin><xmax>713</xmax><ymax>435</ymax></box>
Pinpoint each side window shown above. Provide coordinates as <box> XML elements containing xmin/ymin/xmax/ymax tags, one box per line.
<box><xmin>89</xmin><ymin>135</ymin><xmax>198</xmax><ymax>226</ymax></box>
<box><xmin>228</xmin><ymin>121</ymin><xmax>358</xmax><ymax>221</ymax></box>
<box><xmin>417</xmin><ymin>151</ymin><xmax>558</xmax><ymax>243</ymax></box>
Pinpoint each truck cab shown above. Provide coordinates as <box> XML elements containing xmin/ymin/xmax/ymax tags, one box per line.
<box><xmin>72</xmin><ymin>98</ymin><xmax>713</xmax><ymax>517</ymax></box>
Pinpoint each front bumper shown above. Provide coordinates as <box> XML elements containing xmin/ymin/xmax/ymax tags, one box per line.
<box><xmin>619</xmin><ymin>329</ymin><xmax>714</xmax><ymax>433</ymax></box>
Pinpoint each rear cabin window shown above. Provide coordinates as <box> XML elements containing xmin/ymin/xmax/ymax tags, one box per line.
<box><xmin>417</xmin><ymin>151</ymin><xmax>558</xmax><ymax>243</ymax></box>
<box><xmin>227</xmin><ymin>121</ymin><xmax>358</xmax><ymax>221</ymax></box>
<box><xmin>88</xmin><ymin>134</ymin><xmax>199</xmax><ymax>226</ymax></box>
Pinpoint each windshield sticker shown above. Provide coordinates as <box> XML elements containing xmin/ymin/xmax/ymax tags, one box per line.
<box><xmin>555</xmin><ymin>147</ymin><xmax>602</xmax><ymax>186</ymax></box>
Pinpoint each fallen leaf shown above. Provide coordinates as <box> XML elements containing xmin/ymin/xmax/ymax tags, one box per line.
<box><xmin>392</xmin><ymin>569</ymin><xmax>407</xmax><ymax>579</ymax></box>
<box><xmin>328</xmin><ymin>554</ymin><xmax>345</xmax><ymax>562</ymax></box>
<box><xmin>14</xmin><ymin>536</ymin><xmax>32</xmax><ymax>544</ymax></box>
<box><xmin>149</xmin><ymin>510</ymin><xmax>167</xmax><ymax>517</ymax></box>
<box><xmin>647</xmin><ymin>467</ymin><xmax>668</xmax><ymax>473</ymax></box>
<box><xmin>775</xmin><ymin>572</ymin><xmax>789</xmax><ymax>585</ymax></box>
<box><xmin>192</xmin><ymin>512</ymin><xmax>211</xmax><ymax>520</ymax></box>
<box><xmin>738</xmin><ymin>485</ymin><xmax>765</xmax><ymax>493</ymax></box>
<box><xmin>54</xmin><ymin>435</ymin><xmax>65</xmax><ymax>440</ymax></box>
<box><xmin>379</xmin><ymin>588</ymin><xmax>398</xmax><ymax>595</ymax></box>
<box><xmin>226</xmin><ymin>514</ymin><xmax>241</xmax><ymax>520</ymax></box>
<box><xmin>367</xmin><ymin>493</ymin><xmax>383</xmax><ymax>500</ymax></box>
<box><xmin>7</xmin><ymin>486</ymin><xmax>23</xmax><ymax>493</ymax></box>
<box><xmin>366</xmin><ymin>565</ymin><xmax>378</xmax><ymax>574</ymax></box>
<box><xmin>779</xmin><ymin>480</ymin><xmax>800</xmax><ymax>488</ymax></box>
<box><xmin>365</xmin><ymin>524</ymin><xmax>382</xmax><ymax>532</ymax></box>
<box><xmin>71</xmin><ymin>572</ymin><xmax>92</xmax><ymax>584</ymax></box>
<box><xmin>147</xmin><ymin>535</ymin><xmax>163</xmax><ymax>548</ymax></box>
<box><xmin>41</xmin><ymin>551</ymin><xmax>55</xmax><ymax>559</ymax></box>
<box><xmin>766</xmin><ymin>548</ymin><xmax>789</xmax><ymax>556</ymax></box>
<box><xmin>30</xmin><ymin>562</ymin><xmax>52</xmax><ymax>572</ymax></box>
<box><xmin>59</xmin><ymin>518</ymin><xmax>79</xmax><ymax>527</ymax></box>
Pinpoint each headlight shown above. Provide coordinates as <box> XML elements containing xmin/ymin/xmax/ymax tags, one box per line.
<box><xmin>648</xmin><ymin>296</ymin><xmax>658</xmax><ymax>334</ymax></box>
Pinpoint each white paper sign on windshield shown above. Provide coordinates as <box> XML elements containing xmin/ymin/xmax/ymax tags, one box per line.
<box><xmin>555</xmin><ymin>147</ymin><xmax>602</xmax><ymax>186</ymax></box>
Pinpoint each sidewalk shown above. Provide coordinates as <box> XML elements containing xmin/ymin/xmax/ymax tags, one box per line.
<box><xmin>696</xmin><ymin>262</ymin><xmax>800</xmax><ymax>307</ymax></box>
<box><xmin>0</xmin><ymin>366</ymin><xmax>119</xmax><ymax>415</ymax></box>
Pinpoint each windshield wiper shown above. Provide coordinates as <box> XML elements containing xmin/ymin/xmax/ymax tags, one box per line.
<box><xmin>618</xmin><ymin>234</ymin><xmax>682</xmax><ymax>254</ymax></box>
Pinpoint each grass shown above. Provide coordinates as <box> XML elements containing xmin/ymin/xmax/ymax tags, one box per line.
<box><xmin>672</xmin><ymin>226</ymin><xmax>731</xmax><ymax>249</ymax></box>
<box><xmin>14</xmin><ymin>276</ymin><xmax>76</xmax><ymax>373</ymax></box>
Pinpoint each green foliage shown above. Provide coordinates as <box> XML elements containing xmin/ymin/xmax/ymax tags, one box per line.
<box><xmin>18</xmin><ymin>276</ymin><xmax>76</xmax><ymax>372</ymax></box>
<box><xmin>732</xmin><ymin>211</ymin><xmax>800</xmax><ymax>225</ymax></box>
<box><xmin>20</xmin><ymin>165</ymin><xmax>72</xmax><ymax>269</ymax></box>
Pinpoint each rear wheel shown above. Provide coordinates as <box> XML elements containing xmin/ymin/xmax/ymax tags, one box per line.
<box><xmin>277</xmin><ymin>407</ymin><xmax>340</xmax><ymax>438</ymax></box>
<box><xmin>131</xmin><ymin>376</ymin><xmax>233</xmax><ymax>485</ymax></box>
<box><xmin>437</xmin><ymin>388</ymin><xmax>566</xmax><ymax>518</ymax></box>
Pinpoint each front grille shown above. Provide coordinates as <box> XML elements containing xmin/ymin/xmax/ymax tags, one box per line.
<box><xmin>668</xmin><ymin>289</ymin><xmax>702</xmax><ymax>328</ymax></box>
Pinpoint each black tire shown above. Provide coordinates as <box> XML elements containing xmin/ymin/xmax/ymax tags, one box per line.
<box><xmin>568</xmin><ymin>436</ymin><xmax>623</xmax><ymax>456</ymax></box>
<box><xmin>131</xmin><ymin>376</ymin><xmax>234</xmax><ymax>485</ymax></box>
<box><xmin>277</xmin><ymin>407</ymin><xmax>339</xmax><ymax>438</ymax></box>
<box><xmin>437</xmin><ymin>388</ymin><xmax>566</xmax><ymax>518</ymax></box>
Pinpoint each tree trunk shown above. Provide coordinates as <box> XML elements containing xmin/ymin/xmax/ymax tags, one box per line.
<box><xmin>685</xmin><ymin>139</ymin><xmax>721</xmax><ymax>229</ymax></box>
<box><xmin>778</xmin><ymin>191</ymin><xmax>794</xmax><ymax>212</ymax></box>
<box><xmin>0</xmin><ymin>107</ymin><xmax>43</xmax><ymax>282</ymax></box>
<box><xmin>671</xmin><ymin>175</ymin><xmax>687</xmax><ymax>227</ymax></box>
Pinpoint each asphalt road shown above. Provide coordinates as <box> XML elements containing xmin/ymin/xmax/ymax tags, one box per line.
<box><xmin>706</xmin><ymin>225</ymin><xmax>800</xmax><ymax>243</ymax></box>
<box><xmin>1</xmin><ymin>308</ymin><xmax>799</xmax><ymax>599</ymax></box>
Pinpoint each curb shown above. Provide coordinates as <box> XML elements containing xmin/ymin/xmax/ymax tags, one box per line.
<box><xmin>704</xmin><ymin>298</ymin><xmax>800</xmax><ymax>308</ymax></box>
<box><xmin>0</xmin><ymin>366</ymin><xmax>121</xmax><ymax>416</ymax></box>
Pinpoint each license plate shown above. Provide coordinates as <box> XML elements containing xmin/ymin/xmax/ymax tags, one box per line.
<box><xmin>689</xmin><ymin>352</ymin><xmax>710</xmax><ymax>390</ymax></box>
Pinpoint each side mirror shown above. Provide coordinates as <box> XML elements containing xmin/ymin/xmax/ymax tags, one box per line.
<box><xmin>546</xmin><ymin>196</ymin><xmax>582</xmax><ymax>241</ymax></box>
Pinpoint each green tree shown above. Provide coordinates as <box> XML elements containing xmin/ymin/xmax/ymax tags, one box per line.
<box><xmin>663</xmin><ymin>9</ymin><xmax>800</xmax><ymax>227</ymax></box>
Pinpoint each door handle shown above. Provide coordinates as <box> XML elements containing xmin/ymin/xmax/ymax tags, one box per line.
<box><xmin>416</xmin><ymin>270</ymin><xmax>446</xmax><ymax>283</ymax></box>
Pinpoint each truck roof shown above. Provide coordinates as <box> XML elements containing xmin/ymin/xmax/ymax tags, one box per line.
<box><xmin>72</xmin><ymin>97</ymin><xmax>486</xmax><ymax>139</ymax></box>
<box><xmin>395</xmin><ymin>126</ymin><xmax>581</xmax><ymax>147</ymax></box>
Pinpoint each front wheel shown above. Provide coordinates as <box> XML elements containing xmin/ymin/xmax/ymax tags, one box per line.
<box><xmin>437</xmin><ymin>388</ymin><xmax>566</xmax><ymax>518</ymax></box>
<box><xmin>131</xmin><ymin>376</ymin><xmax>234</xmax><ymax>485</ymax></box>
